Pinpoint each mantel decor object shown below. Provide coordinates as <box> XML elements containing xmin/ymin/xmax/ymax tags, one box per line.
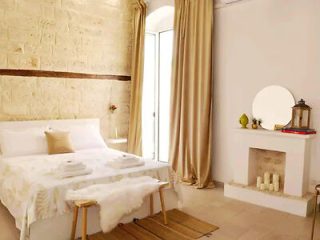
<box><xmin>239</xmin><ymin>114</ymin><xmax>249</xmax><ymax>129</ymax></box>
<box><xmin>252</xmin><ymin>118</ymin><xmax>261</xmax><ymax>129</ymax></box>
<box><xmin>291</xmin><ymin>99</ymin><xmax>311</xmax><ymax>129</ymax></box>
<box><xmin>282</xmin><ymin>99</ymin><xmax>316</xmax><ymax>135</ymax></box>
<box><xmin>252</xmin><ymin>85</ymin><xmax>295</xmax><ymax>130</ymax></box>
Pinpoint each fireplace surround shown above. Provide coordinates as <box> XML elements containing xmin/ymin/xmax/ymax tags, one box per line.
<box><xmin>224</xmin><ymin>128</ymin><xmax>315</xmax><ymax>216</ymax></box>
<box><xmin>249</xmin><ymin>148</ymin><xmax>286</xmax><ymax>191</ymax></box>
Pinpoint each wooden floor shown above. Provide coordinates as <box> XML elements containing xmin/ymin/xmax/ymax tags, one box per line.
<box><xmin>87</xmin><ymin>209</ymin><xmax>219</xmax><ymax>240</ymax></box>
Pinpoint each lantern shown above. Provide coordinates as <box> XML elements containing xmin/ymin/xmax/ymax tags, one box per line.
<box><xmin>290</xmin><ymin>99</ymin><xmax>311</xmax><ymax>130</ymax></box>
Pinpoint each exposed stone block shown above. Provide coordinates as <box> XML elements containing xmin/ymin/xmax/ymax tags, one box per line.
<box><xmin>0</xmin><ymin>26</ymin><xmax>8</xmax><ymax>42</ymax></box>
<box><xmin>24</xmin><ymin>42</ymin><xmax>52</xmax><ymax>57</ymax></box>
<box><xmin>8</xmin><ymin>28</ymin><xmax>41</xmax><ymax>44</ymax></box>
<box><xmin>0</xmin><ymin>54</ymin><xmax>7</xmax><ymax>68</ymax></box>
<box><xmin>40</xmin><ymin>56</ymin><xmax>68</xmax><ymax>71</ymax></box>
<box><xmin>7</xmin><ymin>53</ymin><xmax>20</xmax><ymax>69</ymax></box>
<box><xmin>5</xmin><ymin>11</ymin><xmax>40</xmax><ymax>31</ymax></box>
<box><xmin>20</xmin><ymin>55</ymin><xmax>40</xmax><ymax>69</ymax></box>
<box><xmin>0</xmin><ymin>0</ymin><xmax>16</xmax><ymax>11</ymax></box>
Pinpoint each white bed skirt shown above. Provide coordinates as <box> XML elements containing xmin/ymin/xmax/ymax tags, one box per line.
<box><xmin>28</xmin><ymin>187</ymin><xmax>180</xmax><ymax>240</ymax></box>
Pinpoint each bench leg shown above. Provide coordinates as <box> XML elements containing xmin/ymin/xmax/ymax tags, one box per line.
<box><xmin>82</xmin><ymin>207</ymin><xmax>88</xmax><ymax>240</ymax></box>
<box><xmin>159</xmin><ymin>188</ymin><xmax>168</xmax><ymax>225</ymax></box>
<box><xmin>150</xmin><ymin>194</ymin><xmax>154</xmax><ymax>216</ymax></box>
<box><xmin>71</xmin><ymin>206</ymin><xmax>79</xmax><ymax>240</ymax></box>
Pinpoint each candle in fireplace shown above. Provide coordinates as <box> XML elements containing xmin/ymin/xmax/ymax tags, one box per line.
<box><xmin>269</xmin><ymin>183</ymin><xmax>274</xmax><ymax>191</ymax></box>
<box><xmin>273</xmin><ymin>173</ymin><xmax>279</xmax><ymax>184</ymax></box>
<box><xmin>264</xmin><ymin>172</ymin><xmax>270</xmax><ymax>187</ymax></box>
<box><xmin>256</xmin><ymin>176</ymin><xmax>262</xmax><ymax>188</ymax></box>
<box><xmin>273</xmin><ymin>173</ymin><xmax>280</xmax><ymax>192</ymax></box>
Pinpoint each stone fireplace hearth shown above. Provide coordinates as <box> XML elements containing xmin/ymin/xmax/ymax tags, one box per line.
<box><xmin>224</xmin><ymin>128</ymin><xmax>315</xmax><ymax>217</ymax></box>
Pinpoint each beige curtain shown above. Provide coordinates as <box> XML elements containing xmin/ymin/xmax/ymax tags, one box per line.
<box><xmin>170</xmin><ymin>0</ymin><xmax>214</xmax><ymax>188</ymax></box>
<box><xmin>128</xmin><ymin>0</ymin><xmax>147</xmax><ymax>156</ymax></box>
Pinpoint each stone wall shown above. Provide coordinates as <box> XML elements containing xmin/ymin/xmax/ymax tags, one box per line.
<box><xmin>0</xmin><ymin>0</ymin><xmax>133</xmax><ymax>150</ymax></box>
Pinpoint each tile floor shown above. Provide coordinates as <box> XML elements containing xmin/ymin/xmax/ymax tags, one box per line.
<box><xmin>0</xmin><ymin>185</ymin><xmax>319</xmax><ymax>240</ymax></box>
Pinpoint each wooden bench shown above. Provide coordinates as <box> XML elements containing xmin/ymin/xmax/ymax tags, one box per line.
<box><xmin>70</xmin><ymin>181</ymin><xmax>169</xmax><ymax>240</ymax></box>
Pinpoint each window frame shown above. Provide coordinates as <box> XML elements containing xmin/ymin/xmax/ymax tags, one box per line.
<box><xmin>144</xmin><ymin>29</ymin><xmax>173</xmax><ymax>163</ymax></box>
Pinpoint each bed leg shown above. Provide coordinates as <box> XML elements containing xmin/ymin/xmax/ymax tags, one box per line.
<box><xmin>82</xmin><ymin>207</ymin><xmax>88</xmax><ymax>240</ymax></box>
<box><xmin>71</xmin><ymin>206</ymin><xmax>79</xmax><ymax>240</ymax></box>
<box><xmin>150</xmin><ymin>193</ymin><xmax>154</xmax><ymax>216</ymax></box>
<box><xmin>159</xmin><ymin>187</ymin><xmax>167</xmax><ymax>225</ymax></box>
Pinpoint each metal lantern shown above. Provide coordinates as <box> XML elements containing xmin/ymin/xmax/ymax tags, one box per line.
<box><xmin>291</xmin><ymin>99</ymin><xmax>311</xmax><ymax>129</ymax></box>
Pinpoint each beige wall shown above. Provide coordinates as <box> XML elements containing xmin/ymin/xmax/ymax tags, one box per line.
<box><xmin>213</xmin><ymin>0</ymin><xmax>320</xmax><ymax>190</ymax></box>
<box><xmin>0</xmin><ymin>0</ymin><xmax>133</xmax><ymax>150</ymax></box>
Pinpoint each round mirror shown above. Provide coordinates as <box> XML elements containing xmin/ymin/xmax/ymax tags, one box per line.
<box><xmin>252</xmin><ymin>85</ymin><xmax>295</xmax><ymax>130</ymax></box>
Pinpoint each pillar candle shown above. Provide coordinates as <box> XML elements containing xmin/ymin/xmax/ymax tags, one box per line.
<box><xmin>269</xmin><ymin>183</ymin><xmax>274</xmax><ymax>191</ymax></box>
<box><xmin>260</xmin><ymin>183</ymin><xmax>265</xmax><ymax>191</ymax></box>
<box><xmin>264</xmin><ymin>172</ymin><xmax>270</xmax><ymax>187</ymax></box>
<box><xmin>273</xmin><ymin>173</ymin><xmax>279</xmax><ymax>182</ymax></box>
<box><xmin>274</xmin><ymin>182</ymin><xmax>280</xmax><ymax>192</ymax></box>
<box><xmin>257</xmin><ymin>176</ymin><xmax>262</xmax><ymax>188</ymax></box>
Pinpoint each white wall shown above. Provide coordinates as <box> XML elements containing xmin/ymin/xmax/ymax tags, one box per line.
<box><xmin>146</xmin><ymin>0</ymin><xmax>174</xmax><ymax>32</ymax></box>
<box><xmin>213</xmin><ymin>0</ymin><xmax>320</xmax><ymax>190</ymax></box>
<box><xmin>147</xmin><ymin>0</ymin><xmax>174</xmax><ymax>14</ymax></box>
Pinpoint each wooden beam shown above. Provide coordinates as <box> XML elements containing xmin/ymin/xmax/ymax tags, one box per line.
<box><xmin>0</xmin><ymin>69</ymin><xmax>131</xmax><ymax>81</ymax></box>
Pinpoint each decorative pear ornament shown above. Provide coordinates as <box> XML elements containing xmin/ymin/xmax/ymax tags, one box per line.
<box><xmin>239</xmin><ymin>114</ymin><xmax>249</xmax><ymax>129</ymax></box>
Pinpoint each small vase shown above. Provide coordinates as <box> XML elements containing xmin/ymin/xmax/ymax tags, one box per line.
<box><xmin>252</xmin><ymin>124</ymin><xmax>258</xmax><ymax>129</ymax></box>
<box><xmin>239</xmin><ymin>114</ymin><xmax>249</xmax><ymax>129</ymax></box>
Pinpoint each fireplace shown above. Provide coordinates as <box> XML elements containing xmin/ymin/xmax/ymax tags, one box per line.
<box><xmin>249</xmin><ymin>148</ymin><xmax>286</xmax><ymax>191</ymax></box>
<box><xmin>224</xmin><ymin>129</ymin><xmax>315</xmax><ymax>217</ymax></box>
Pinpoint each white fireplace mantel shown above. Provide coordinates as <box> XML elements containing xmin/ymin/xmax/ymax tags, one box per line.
<box><xmin>234</xmin><ymin>128</ymin><xmax>315</xmax><ymax>140</ymax></box>
<box><xmin>224</xmin><ymin>128</ymin><xmax>316</xmax><ymax>216</ymax></box>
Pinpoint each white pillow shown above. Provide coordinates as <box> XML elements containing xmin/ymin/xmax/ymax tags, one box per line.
<box><xmin>52</xmin><ymin>125</ymin><xmax>107</xmax><ymax>151</ymax></box>
<box><xmin>0</xmin><ymin>127</ymin><xmax>48</xmax><ymax>157</ymax></box>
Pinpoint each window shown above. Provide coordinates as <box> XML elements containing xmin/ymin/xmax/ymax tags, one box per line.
<box><xmin>142</xmin><ymin>33</ymin><xmax>157</xmax><ymax>159</ymax></box>
<box><xmin>158</xmin><ymin>30</ymin><xmax>173</xmax><ymax>162</ymax></box>
<box><xmin>142</xmin><ymin>30</ymin><xmax>174</xmax><ymax>162</ymax></box>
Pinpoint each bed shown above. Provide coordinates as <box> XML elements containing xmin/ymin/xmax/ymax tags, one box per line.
<box><xmin>0</xmin><ymin>119</ymin><xmax>179</xmax><ymax>240</ymax></box>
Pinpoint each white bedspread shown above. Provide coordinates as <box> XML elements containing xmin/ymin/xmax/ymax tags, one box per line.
<box><xmin>0</xmin><ymin>148</ymin><xmax>172</xmax><ymax>238</ymax></box>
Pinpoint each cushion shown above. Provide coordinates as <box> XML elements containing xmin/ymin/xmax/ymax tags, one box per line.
<box><xmin>52</xmin><ymin>125</ymin><xmax>107</xmax><ymax>151</ymax></box>
<box><xmin>45</xmin><ymin>131</ymin><xmax>74</xmax><ymax>154</ymax></box>
<box><xmin>0</xmin><ymin>127</ymin><xmax>48</xmax><ymax>157</ymax></box>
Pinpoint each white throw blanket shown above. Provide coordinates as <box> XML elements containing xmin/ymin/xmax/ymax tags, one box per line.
<box><xmin>65</xmin><ymin>176</ymin><xmax>161</xmax><ymax>232</ymax></box>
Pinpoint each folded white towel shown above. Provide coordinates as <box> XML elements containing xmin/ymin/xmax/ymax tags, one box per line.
<box><xmin>57</xmin><ymin>168</ymin><xmax>93</xmax><ymax>179</ymax></box>
<box><xmin>114</xmin><ymin>154</ymin><xmax>141</xmax><ymax>164</ymax></box>
<box><xmin>59</xmin><ymin>163</ymin><xmax>86</xmax><ymax>172</ymax></box>
<box><xmin>58</xmin><ymin>159</ymin><xmax>86</xmax><ymax>172</ymax></box>
<box><xmin>106</xmin><ymin>159</ymin><xmax>145</xmax><ymax>169</ymax></box>
<box><xmin>61</xmin><ymin>159</ymin><xmax>82</xmax><ymax>167</ymax></box>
